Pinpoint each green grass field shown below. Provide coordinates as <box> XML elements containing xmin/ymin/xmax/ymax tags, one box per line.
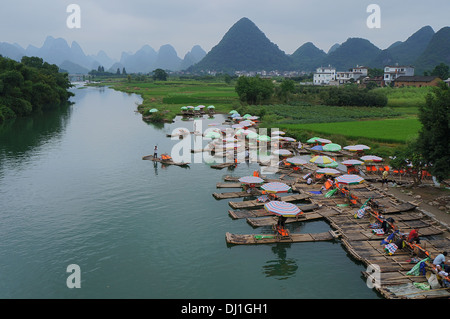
<box><xmin>374</xmin><ymin>86</ymin><xmax>432</xmax><ymax>108</ymax></box>
<box><xmin>278</xmin><ymin>118</ymin><xmax>421</xmax><ymax>143</ymax></box>
<box><xmin>109</xmin><ymin>80</ymin><xmax>238</xmax><ymax>119</ymax></box>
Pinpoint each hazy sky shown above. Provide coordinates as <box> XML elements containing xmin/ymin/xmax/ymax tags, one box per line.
<box><xmin>1</xmin><ymin>0</ymin><xmax>449</xmax><ymax>60</ymax></box>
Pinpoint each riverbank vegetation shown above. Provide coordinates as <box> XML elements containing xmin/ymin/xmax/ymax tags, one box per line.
<box><xmin>0</xmin><ymin>56</ymin><xmax>73</xmax><ymax>123</ymax></box>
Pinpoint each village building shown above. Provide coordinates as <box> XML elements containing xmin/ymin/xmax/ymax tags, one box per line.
<box><xmin>313</xmin><ymin>66</ymin><xmax>336</xmax><ymax>85</ymax></box>
<box><xmin>394</xmin><ymin>76</ymin><xmax>442</xmax><ymax>87</ymax></box>
<box><xmin>384</xmin><ymin>65</ymin><xmax>415</xmax><ymax>85</ymax></box>
<box><xmin>336</xmin><ymin>66</ymin><xmax>369</xmax><ymax>85</ymax></box>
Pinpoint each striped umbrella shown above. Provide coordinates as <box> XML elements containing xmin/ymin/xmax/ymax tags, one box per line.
<box><xmin>310</xmin><ymin>155</ymin><xmax>334</xmax><ymax>164</ymax></box>
<box><xmin>307</xmin><ymin>137</ymin><xmax>321</xmax><ymax>143</ymax></box>
<box><xmin>264</xmin><ymin>201</ymin><xmax>302</xmax><ymax>217</ymax></box>
<box><xmin>344</xmin><ymin>144</ymin><xmax>371</xmax><ymax>151</ymax></box>
<box><xmin>311</xmin><ymin>145</ymin><xmax>323</xmax><ymax>151</ymax></box>
<box><xmin>238</xmin><ymin>176</ymin><xmax>264</xmax><ymax>185</ymax></box>
<box><xmin>335</xmin><ymin>174</ymin><xmax>365</xmax><ymax>185</ymax></box>
<box><xmin>323</xmin><ymin>143</ymin><xmax>342</xmax><ymax>152</ymax></box>
<box><xmin>317</xmin><ymin>161</ymin><xmax>338</xmax><ymax>168</ymax></box>
<box><xmin>317</xmin><ymin>138</ymin><xmax>332</xmax><ymax>144</ymax></box>
<box><xmin>360</xmin><ymin>155</ymin><xmax>383</xmax><ymax>162</ymax></box>
<box><xmin>342</xmin><ymin>159</ymin><xmax>364</xmax><ymax>166</ymax></box>
<box><xmin>316</xmin><ymin>168</ymin><xmax>341</xmax><ymax>176</ymax></box>
<box><xmin>261</xmin><ymin>182</ymin><xmax>291</xmax><ymax>193</ymax></box>
<box><xmin>286</xmin><ymin>157</ymin><xmax>307</xmax><ymax>166</ymax></box>
<box><xmin>273</xmin><ymin>149</ymin><xmax>292</xmax><ymax>157</ymax></box>
<box><xmin>258</xmin><ymin>135</ymin><xmax>271</xmax><ymax>142</ymax></box>
<box><xmin>204</xmin><ymin>131</ymin><xmax>221</xmax><ymax>139</ymax></box>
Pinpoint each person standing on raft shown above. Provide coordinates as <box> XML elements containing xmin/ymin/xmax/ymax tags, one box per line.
<box><xmin>153</xmin><ymin>145</ymin><xmax>158</xmax><ymax>159</ymax></box>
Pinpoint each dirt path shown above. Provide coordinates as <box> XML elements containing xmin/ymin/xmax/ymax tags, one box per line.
<box><xmin>372</xmin><ymin>181</ymin><xmax>450</xmax><ymax>228</ymax></box>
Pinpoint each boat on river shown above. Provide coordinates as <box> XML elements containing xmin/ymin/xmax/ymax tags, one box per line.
<box><xmin>142</xmin><ymin>154</ymin><xmax>190</xmax><ymax>167</ymax></box>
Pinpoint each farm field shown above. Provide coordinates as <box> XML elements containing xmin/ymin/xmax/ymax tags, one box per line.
<box><xmin>277</xmin><ymin>118</ymin><xmax>421</xmax><ymax>143</ymax></box>
<box><xmin>109</xmin><ymin>80</ymin><xmax>238</xmax><ymax>119</ymax></box>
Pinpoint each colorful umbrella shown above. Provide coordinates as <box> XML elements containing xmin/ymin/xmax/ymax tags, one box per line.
<box><xmin>238</xmin><ymin>176</ymin><xmax>264</xmax><ymax>185</ymax></box>
<box><xmin>283</xmin><ymin>137</ymin><xmax>296</xmax><ymax>142</ymax></box>
<box><xmin>225</xmin><ymin>143</ymin><xmax>241</xmax><ymax>150</ymax></box>
<box><xmin>198</xmin><ymin>105</ymin><xmax>206</xmax><ymax>109</ymax></box>
<box><xmin>310</xmin><ymin>155</ymin><xmax>334</xmax><ymax>164</ymax></box>
<box><xmin>317</xmin><ymin>161</ymin><xmax>338</xmax><ymax>168</ymax></box>
<box><xmin>246</xmin><ymin>132</ymin><xmax>259</xmax><ymax>139</ymax></box>
<box><xmin>231</xmin><ymin>124</ymin><xmax>244</xmax><ymax>129</ymax></box>
<box><xmin>149</xmin><ymin>108</ymin><xmax>158</xmax><ymax>113</ymax></box>
<box><xmin>316</xmin><ymin>168</ymin><xmax>341</xmax><ymax>176</ymax></box>
<box><xmin>287</xmin><ymin>157</ymin><xmax>307</xmax><ymax>166</ymax></box>
<box><xmin>242</xmin><ymin>114</ymin><xmax>252</xmax><ymax>118</ymax></box>
<box><xmin>360</xmin><ymin>155</ymin><xmax>383</xmax><ymax>162</ymax></box>
<box><xmin>204</xmin><ymin>131</ymin><xmax>221</xmax><ymax>139</ymax></box>
<box><xmin>342</xmin><ymin>159</ymin><xmax>364</xmax><ymax>166</ymax></box>
<box><xmin>271</xmin><ymin>130</ymin><xmax>285</xmax><ymax>135</ymax></box>
<box><xmin>180</xmin><ymin>106</ymin><xmax>188</xmax><ymax>110</ymax></box>
<box><xmin>317</xmin><ymin>138</ymin><xmax>332</xmax><ymax>144</ymax></box>
<box><xmin>307</xmin><ymin>137</ymin><xmax>321</xmax><ymax>143</ymax></box>
<box><xmin>264</xmin><ymin>201</ymin><xmax>302</xmax><ymax>217</ymax></box>
<box><xmin>229</xmin><ymin>110</ymin><xmax>238</xmax><ymax>114</ymax></box>
<box><xmin>323</xmin><ymin>143</ymin><xmax>342</xmax><ymax>152</ymax></box>
<box><xmin>344</xmin><ymin>144</ymin><xmax>371</xmax><ymax>151</ymax></box>
<box><xmin>273</xmin><ymin>149</ymin><xmax>292</xmax><ymax>157</ymax></box>
<box><xmin>335</xmin><ymin>174</ymin><xmax>364</xmax><ymax>185</ymax></box>
<box><xmin>261</xmin><ymin>182</ymin><xmax>292</xmax><ymax>193</ymax></box>
<box><xmin>311</xmin><ymin>145</ymin><xmax>323</xmax><ymax>151</ymax></box>
<box><xmin>207</xmin><ymin>105</ymin><xmax>215</xmax><ymax>109</ymax></box>
<box><xmin>257</xmin><ymin>135</ymin><xmax>271</xmax><ymax>142</ymax></box>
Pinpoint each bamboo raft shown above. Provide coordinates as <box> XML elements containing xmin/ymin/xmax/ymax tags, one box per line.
<box><xmin>228</xmin><ymin>193</ymin><xmax>311</xmax><ymax>209</ymax></box>
<box><xmin>210</xmin><ymin>162</ymin><xmax>237</xmax><ymax>169</ymax></box>
<box><xmin>225</xmin><ymin>230</ymin><xmax>340</xmax><ymax>245</ymax></box>
<box><xmin>142</xmin><ymin>155</ymin><xmax>190</xmax><ymax>167</ymax></box>
<box><xmin>213</xmin><ymin>189</ymin><xmax>262</xmax><ymax>200</ymax></box>
<box><xmin>228</xmin><ymin>203</ymin><xmax>319</xmax><ymax>219</ymax></box>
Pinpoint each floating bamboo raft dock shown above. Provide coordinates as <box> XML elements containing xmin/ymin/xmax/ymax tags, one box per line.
<box><xmin>221</xmin><ymin>174</ymin><xmax>450</xmax><ymax>299</ymax></box>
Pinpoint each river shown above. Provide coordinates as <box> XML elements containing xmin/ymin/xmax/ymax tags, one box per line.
<box><xmin>0</xmin><ymin>85</ymin><xmax>379</xmax><ymax>299</ymax></box>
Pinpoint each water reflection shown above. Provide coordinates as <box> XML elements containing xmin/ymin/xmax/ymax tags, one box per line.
<box><xmin>262</xmin><ymin>244</ymin><xmax>299</xmax><ymax>280</ymax></box>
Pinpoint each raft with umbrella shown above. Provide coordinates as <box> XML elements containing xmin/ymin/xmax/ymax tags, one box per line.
<box><xmin>225</xmin><ymin>230</ymin><xmax>340</xmax><ymax>245</ymax></box>
<box><xmin>228</xmin><ymin>193</ymin><xmax>311</xmax><ymax>209</ymax></box>
<box><xmin>142</xmin><ymin>154</ymin><xmax>190</xmax><ymax>167</ymax></box>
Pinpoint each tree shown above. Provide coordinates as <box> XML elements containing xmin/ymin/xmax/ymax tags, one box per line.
<box><xmin>416</xmin><ymin>82</ymin><xmax>450</xmax><ymax>182</ymax></box>
<box><xmin>116</xmin><ymin>68</ymin><xmax>121</xmax><ymax>75</ymax></box>
<box><xmin>122</xmin><ymin>67</ymin><xmax>127</xmax><ymax>75</ymax></box>
<box><xmin>430</xmin><ymin>63</ymin><xmax>449</xmax><ymax>80</ymax></box>
<box><xmin>235</xmin><ymin>76</ymin><xmax>274</xmax><ymax>105</ymax></box>
<box><xmin>152</xmin><ymin>68</ymin><xmax>168</xmax><ymax>81</ymax></box>
<box><xmin>390</xmin><ymin>140</ymin><xmax>427</xmax><ymax>186</ymax></box>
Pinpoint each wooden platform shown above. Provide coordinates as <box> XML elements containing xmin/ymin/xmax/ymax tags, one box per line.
<box><xmin>225</xmin><ymin>230</ymin><xmax>339</xmax><ymax>245</ymax></box>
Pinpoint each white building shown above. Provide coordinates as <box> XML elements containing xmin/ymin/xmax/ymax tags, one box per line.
<box><xmin>384</xmin><ymin>65</ymin><xmax>415</xmax><ymax>85</ymax></box>
<box><xmin>336</xmin><ymin>67</ymin><xmax>369</xmax><ymax>85</ymax></box>
<box><xmin>313</xmin><ymin>66</ymin><xmax>336</xmax><ymax>85</ymax></box>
